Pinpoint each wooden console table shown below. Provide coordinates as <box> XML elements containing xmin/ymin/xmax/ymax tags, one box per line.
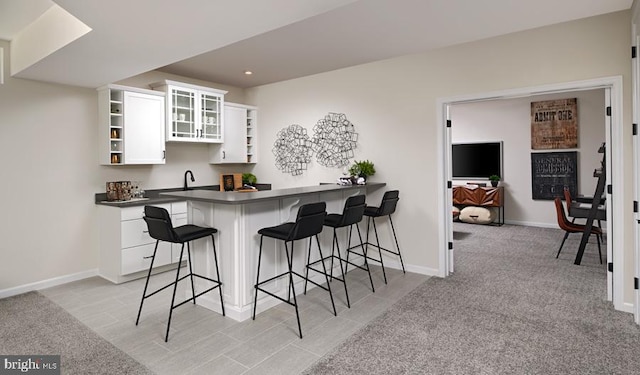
<box><xmin>453</xmin><ymin>185</ymin><xmax>504</xmax><ymax>225</ymax></box>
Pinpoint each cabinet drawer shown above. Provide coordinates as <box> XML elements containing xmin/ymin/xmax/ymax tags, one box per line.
<box><xmin>172</xmin><ymin>201</ymin><xmax>187</xmax><ymax>214</ymax></box>
<box><xmin>121</xmin><ymin>243</ymin><xmax>171</xmax><ymax>275</ymax></box>
<box><xmin>121</xmin><ymin>219</ymin><xmax>155</xmax><ymax>248</ymax></box>
<box><xmin>121</xmin><ymin>203</ymin><xmax>171</xmax><ymax>221</ymax></box>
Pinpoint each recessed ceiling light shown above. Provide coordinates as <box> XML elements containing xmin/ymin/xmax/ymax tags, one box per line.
<box><xmin>244</xmin><ymin>70</ymin><xmax>253</xmax><ymax>75</ymax></box>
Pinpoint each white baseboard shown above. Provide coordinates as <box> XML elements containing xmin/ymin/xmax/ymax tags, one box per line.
<box><xmin>382</xmin><ymin>259</ymin><xmax>440</xmax><ymax>277</ymax></box>
<box><xmin>619</xmin><ymin>302</ymin><xmax>635</xmax><ymax>314</ymax></box>
<box><xmin>504</xmin><ymin>219</ymin><xmax>557</xmax><ymax>228</ymax></box>
<box><xmin>0</xmin><ymin>269</ymin><xmax>99</xmax><ymax>299</ymax></box>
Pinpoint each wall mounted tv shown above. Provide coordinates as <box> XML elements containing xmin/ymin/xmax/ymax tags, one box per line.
<box><xmin>452</xmin><ymin>141</ymin><xmax>503</xmax><ymax>180</ymax></box>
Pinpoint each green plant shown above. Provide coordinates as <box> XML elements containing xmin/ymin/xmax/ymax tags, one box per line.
<box><xmin>242</xmin><ymin>173</ymin><xmax>257</xmax><ymax>185</ymax></box>
<box><xmin>349</xmin><ymin>160</ymin><xmax>376</xmax><ymax>178</ymax></box>
<box><xmin>489</xmin><ymin>174</ymin><xmax>501</xmax><ymax>182</ymax></box>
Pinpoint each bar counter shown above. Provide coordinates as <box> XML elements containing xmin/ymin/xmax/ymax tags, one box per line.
<box><xmin>160</xmin><ymin>183</ymin><xmax>384</xmax><ymax>204</ymax></box>
<box><xmin>160</xmin><ymin>182</ymin><xmax>385</xmax><ymax>321</ymax></box>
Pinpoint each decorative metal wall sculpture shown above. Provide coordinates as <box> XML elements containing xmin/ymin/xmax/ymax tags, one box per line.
<box><xmin>272</xmin><ymin>124</ymin><xmax>313</xmax><ymax>176</ymax></box>
<box><xmin>311</xmin><ymin>113</ymin><xmax>358</xmax><ymax>168</ymax></box>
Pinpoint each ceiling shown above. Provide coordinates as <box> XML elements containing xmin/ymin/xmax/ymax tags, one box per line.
<box><xmin>0</xmin><ymin>0</ymin><xmax>633</xmax><ymax>89</ymax></box>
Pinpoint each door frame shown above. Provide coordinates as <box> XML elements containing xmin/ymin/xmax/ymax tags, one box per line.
<box><xmin>436</xmin><ymin>76</ymin><xmax>624</xmax><ymax>310</ymax></box>
<box><xmin>633</xmin><ymin>25</ymin><xmax>640</xmax><ymax>324</ymax></box>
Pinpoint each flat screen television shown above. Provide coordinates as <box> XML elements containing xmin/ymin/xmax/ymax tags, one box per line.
<box><xmin>452</xmin><ymin>141</ymin><xmax>503</xmax><ymax>180</ymax></box>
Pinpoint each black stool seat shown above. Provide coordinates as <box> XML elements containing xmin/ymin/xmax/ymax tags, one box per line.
<box><xmin>257</xmin><ymin>223</ymin><xmax>295</xmax><ymax>240</ymax></box>
<box><xmin>136</xmin><ymin>205</ymin><xmax>225</xmax><ymax>342</ymax></box>
<box><xmin>253</xmin><ymin>202</ymin><xmax>336</xmax><ymax>339</ymax></box>
<box><xmin>174</xmin><ymin>225</ymin><xmax>217</xmax><ymax>242</ymax></box>
<box><xmin>305</xmin><ymin>195</ymin><xmax>375</xmax><ymax>309</ymax></box>
<box><xmin>348</xmin><ymin>190</ymin><xmax>405</xmax><ymax>284</ymax></box>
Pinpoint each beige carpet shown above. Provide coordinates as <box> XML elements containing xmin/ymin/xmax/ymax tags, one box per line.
<box><xmin>0</xmin><ymin>291</ymin><xmax>153</xmax><ymax>375</ymax></box>
<box><xmin>304</xmin><ymin>223</ymin><xmax>640</xmax><ymax>374</ymax></box>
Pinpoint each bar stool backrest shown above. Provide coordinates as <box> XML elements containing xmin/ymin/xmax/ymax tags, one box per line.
<box><xmin>289</xmin><ymin>202</ymin><xmax>327</xmax><ymax>241</ymax></box>
<box><xmin>375</xmin><ymin>190</ymin><xmax>400</xmax><ymax>216</ymax></box>
<box><xmin>339</xmin><ymin>195</ymin><xmax>366</xmax><ymax>226</ymax></box>
<box><xmin>143</xmin><ymin>206</ymin><xmax>178</xmax><ymax>243</ymax></box>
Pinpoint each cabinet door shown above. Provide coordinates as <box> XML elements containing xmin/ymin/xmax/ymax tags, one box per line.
<box><xmin>168</xmin><ymin>87</ymin><xmax>197</xmax><ymax>140</ymax></box>
<box><xmin>200</xmin><ymin>91</ymin><xmax>223</xmax><ymax>142</ymax></box>
<box><xmin>210</xmin><ymin>105</ymin><xmax>247</xmax><ymax>163</ymax></box>
<box><xmin>123</xmin><ymin>91</ymin><xmax>166</xmax><ymax>164</ymax></box>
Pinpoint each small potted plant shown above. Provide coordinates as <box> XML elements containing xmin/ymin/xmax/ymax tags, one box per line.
<box><xmin>349</xmin><ymin>160</ymin><xmax>376</xmax><ymax>182</ymax></box>
<box><xmin>242</xmin><ymin>173</ymin><xmax>257</xmax><ymax>186</ymax></box>
<box><xmin>489</xmin><ymin>174</ymin><xmax>501</xmax><ymax>187</ymax></box>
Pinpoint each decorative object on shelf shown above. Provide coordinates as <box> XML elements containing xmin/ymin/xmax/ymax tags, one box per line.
<box><xmin>531</xmin><ymin>98</ymin><xmax>578</xmax><ymax>150</ymax></box>
<box><xmin>489</xmin><ymin>174</ymin><xmax>501</xmax><ymax>187</ymax></box>
<box><xmin>242</xmin><ymin>173</ymin><xmax>257</xmax><ymax>186</ymax></box>
<box><xmin>222</xmin><ymin>174</ymin><xmax>235</xmax><ymax>191</ymax></box>
<box><xmin>272</xmin><ymin>124</ymin><xmax>313</xmax><ymax>176</ymax></box>
<box><xmin>106</xmin><ymin>181</ymin><xmax>132</xmax><ymax>201</ymax></box>
<box><xmin>311</xmin><ymin>112</ymin><xmax>358</xmax><ymax>168</ymax></box>
<box><xmin>348</xmin><ymin>160</ymin><xmax>375</xmax><ymax>182</ymax></box>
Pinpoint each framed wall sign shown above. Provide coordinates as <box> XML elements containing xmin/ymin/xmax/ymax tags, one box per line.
<box><xmin>531</xmin><ymin>151</ymin><xmax>578</xmax><ymax>200</ymax></box>
<box><xmin>531</xmin><ymin>98</ymin><xmax>578</xmax><ymax>149</ymax></box>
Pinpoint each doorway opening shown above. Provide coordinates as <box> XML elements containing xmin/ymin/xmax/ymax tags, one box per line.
<box><xmin>436</xmin><ymin>76</ymin><xmax>624</xmax><ymax>310</ymax></box>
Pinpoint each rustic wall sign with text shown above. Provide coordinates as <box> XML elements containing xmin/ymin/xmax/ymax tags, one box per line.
<box><xmin>531</xmin><ymin>98</ymin><xmax>578</xmax><ymax>150</ymax></box>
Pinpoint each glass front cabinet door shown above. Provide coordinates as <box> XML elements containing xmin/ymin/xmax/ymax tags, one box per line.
<box><xmin>152</xmin><ymin>80</ymin><xmax>227</xmax><ymax>143</ymax></box>
<box><xmin>170</xmin><ymin>87</ymin><xmax>196</xmax><ymax>140</ymax></box>
<box><xmin>200</xmin><ymin>92</ymin><xmax>222</xmax><ymax>141</ymax></box>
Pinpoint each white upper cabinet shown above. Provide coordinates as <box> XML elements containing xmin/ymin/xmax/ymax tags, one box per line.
<box><xmin>210</xmin><ymin>103</ymin><xmax>257</xmax><ymax>164</ymax></box>
<box><xmin>98</xmin><ymin>85</ymin><xmax>166</xmax><ymax>165</ymax></box>
<box><xmin>151</xmin><ymin>80</ymin><xmax>227</xmax><ymax>143</ymax></box>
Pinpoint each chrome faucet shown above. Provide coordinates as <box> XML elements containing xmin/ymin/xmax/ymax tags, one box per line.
<box><xmin>183</xmin><ymin>170</ymin><xmax>195</xmax><ymax>190</ymax></box>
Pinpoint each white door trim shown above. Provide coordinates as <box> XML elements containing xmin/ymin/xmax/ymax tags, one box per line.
<box><xmin>436</xmin><ymin>76</ymin><xmax>624</xmax><ymax>311</ymax></box>
<box><xmin>633</xmin><ymin>28</ymin><xmax>640</xmax><ymax>324</ymax></box>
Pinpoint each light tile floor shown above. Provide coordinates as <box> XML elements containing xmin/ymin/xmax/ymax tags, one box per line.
<box><xmin>40</xmin><ymin>265</ymin><xmax>428</xmax><ymax>375</ymax></box>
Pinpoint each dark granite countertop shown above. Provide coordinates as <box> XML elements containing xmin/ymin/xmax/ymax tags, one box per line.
<box><xmin>160</xmin><ymin>182</ymin><xmax>385</xmax><ymax>205</ymax></box>
<box><xmin>95</xmin><ymin>184</ymin><xmax>272</xmax><ymax>207</ymax></box>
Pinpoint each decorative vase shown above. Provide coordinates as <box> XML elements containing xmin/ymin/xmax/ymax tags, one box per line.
<box><xmin>490</xmin><ymin>180</ymin><xmax>499</xmax><ymax>187</ymax></box>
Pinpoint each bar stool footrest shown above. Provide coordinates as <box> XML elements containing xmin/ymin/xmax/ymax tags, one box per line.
<box><xmin>254</xmin><ymin>286</ymin><xmax>297</xmax><ymax>307</ymax></box>
<box><xmin>171</xmin><ymin>280</ymin><xmax>222</xmax><ymax>310</ymax></box>
<box><xmin>307</xmin><ymin>255</ymin><xmax>346</xmax><ymax>283</ymax></box>
<box><xmin>360</xmin><ymin>241</ymin><xmax>402</xmax><ymax>257</ymax></box>
<box><xmin>141</xmin><ymin>272</ymin><xmax>192</xmax><ymax>301</ymax></box>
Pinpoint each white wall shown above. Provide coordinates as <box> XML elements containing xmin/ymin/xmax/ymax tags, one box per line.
<box><xmin>0</xmin><ymin>39</ymin><xmax>98</xmax><ymax>289</ymax></box>
<box><xmin>1</xmin><ymin>10</ymin><xmax>635</xmax><ymax>306</ymax></box>
<box><xmin>246</xmin><ymin>11</ymin><xmax>634</xmax><ymax>302</ymax></box>
<box><xmin>450</xmin><ymin>89</ymin><xmax>605</xmax><ymax>227</ymax></box>
<box><xmin>0</xmin><ymin>42</ymin><xmax>253</xmax><ymax>292</ymax></box>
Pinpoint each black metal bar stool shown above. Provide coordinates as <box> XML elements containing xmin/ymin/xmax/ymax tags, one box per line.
<box><xmin>305</xmin><ymin>195</ymin><xmax>374</xmax><ymax>308</ymax></box>
<box><xmin>348</xmin><ymin>190</ymin><xmax>405</xmax><ymax>284</ymax></box>
<box><xmin>136</xmin><ymin>205</ymin><xmax>225</xmax><ymax>342</ymax></box>
<box><xmin>252</xmin><ymin>202</ymin><xmax>336</xmax><ymax>338</ymax></box>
